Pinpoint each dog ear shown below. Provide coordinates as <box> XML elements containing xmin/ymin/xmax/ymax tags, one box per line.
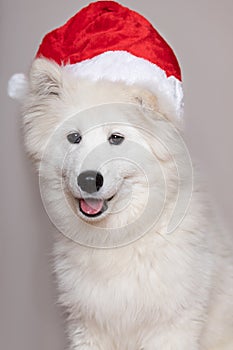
<box><xmin>131</xmin><ymin>88</ymin><xmax>159</xmax><ymax>113</ymax></box>
<box><xmin>131</xmin><ymin>86</ymin><xmax>183</xmax><ymax>130</ymax></box>
<box><xmin>29</xmin><ymin>58</ymin><xmax>62</xmax><ymax>97</ymax></box>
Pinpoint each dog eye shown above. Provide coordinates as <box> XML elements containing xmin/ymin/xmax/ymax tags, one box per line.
<box><xmin>108</xmin><ymin>133</ymin><xmax>125</xmax><ymax>145</ymax></box>
<box><xmin>67</xmin><ymin>132</ymin><xmax>82</xmax><ymax>144</ymax></box>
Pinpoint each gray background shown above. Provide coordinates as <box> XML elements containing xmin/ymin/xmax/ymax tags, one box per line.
<box><xmin>1</xmin><ymin>1</ymin><xmax>232</xmax><ymax>349</ymax></box>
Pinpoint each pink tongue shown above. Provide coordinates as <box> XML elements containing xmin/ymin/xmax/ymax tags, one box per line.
<box><xmin>80</xmin><ymin>198</ymin><xmax>104</xmax><ymax>215</ymax></box>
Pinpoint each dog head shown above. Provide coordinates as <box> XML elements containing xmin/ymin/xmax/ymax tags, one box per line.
<box><xmin>22</xmin><ymin>59</ymin><xmax>190</xmax><ymax>247</ymax></box>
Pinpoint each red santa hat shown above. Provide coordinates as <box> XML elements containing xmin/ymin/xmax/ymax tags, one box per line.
<box><xmin>8</xmin><ymin>1</ymin><xmax>183</xmax><ymax>118</ymax></box>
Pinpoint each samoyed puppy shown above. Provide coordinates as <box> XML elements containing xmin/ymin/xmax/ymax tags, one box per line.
<box><xmin>21</xmin><ymin>58</ymin><xmax>233</xmax><ymax>350</ymax></box>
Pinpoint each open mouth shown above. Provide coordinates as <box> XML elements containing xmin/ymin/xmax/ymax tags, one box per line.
<box><xmin>78</xmin><ymin>196</ymin><xmax>114</xmax><ymax>218</ymax></box>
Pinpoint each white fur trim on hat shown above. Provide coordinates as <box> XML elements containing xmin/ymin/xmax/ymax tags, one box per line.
<box><xmin>65</xmin><ymin>51</ymin><xmax>184</xmax><ymax>119</ymax></box>
<box><xmin>8</xmin><ymin>51</ymin><xmax>183</xmax><ymax>119</ymax></box>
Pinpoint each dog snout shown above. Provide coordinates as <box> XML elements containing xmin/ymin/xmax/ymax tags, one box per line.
<box><xmin>77</xmin><ymin>170</ymin><xmax>104</xmax><ymax>193</ymax></box>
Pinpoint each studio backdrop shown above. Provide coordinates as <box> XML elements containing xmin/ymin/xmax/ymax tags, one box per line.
<box><xmin>1</xmin><ymin>1</ymin><xmax>232</xmax><ymax>350</ymax></box>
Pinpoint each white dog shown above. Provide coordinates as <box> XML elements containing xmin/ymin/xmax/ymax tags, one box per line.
<box><xmin>20</xmin><ymin>58</ymin><xmax>233</xmax><ymax>350</ymax></box>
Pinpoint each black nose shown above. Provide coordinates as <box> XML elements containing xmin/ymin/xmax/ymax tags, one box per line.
<box><xmin>77</xmin><ymin>170</ymin><xmax>104</xmax><ymax>193</ymax></box>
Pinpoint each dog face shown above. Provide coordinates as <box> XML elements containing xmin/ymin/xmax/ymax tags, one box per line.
<box><xmin>23</xmin><ymin>59</ymin><xmax>188</xmax><ymax>247</ymax></box>
<box><xmin>60</xmin><ymin>107</ymin><xmax>158</xmax><ymax>223</ymax></box>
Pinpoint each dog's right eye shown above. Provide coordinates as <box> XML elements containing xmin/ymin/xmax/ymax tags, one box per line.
<box><xmin>67</xmin><ymin>132</ymin><xmax>82</xmax><ymax>144</ymax></box>
<box><xmin>108</xmin><ymin>133</ymin><xmax>124</xmax><ymax>145</ymax></box>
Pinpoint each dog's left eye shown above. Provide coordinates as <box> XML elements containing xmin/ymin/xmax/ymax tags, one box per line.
<box><xmin>108</xmin><ymin>133</ymin><xmax>124</xmax><ymax>145</ymax></box>
<box><xmin>67</xmin><ymin>132</ymin><xmax>82</xmax><ymax>144</ymax></box>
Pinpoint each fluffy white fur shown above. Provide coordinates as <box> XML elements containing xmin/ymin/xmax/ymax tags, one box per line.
<box><xmin>22</xmin><ymin>58</ymin><xmax>233</xmax><ymax>350</ymax></box>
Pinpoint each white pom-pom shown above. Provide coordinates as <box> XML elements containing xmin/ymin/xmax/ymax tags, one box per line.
<box><xmin>8</xmin><ymin>73</ymin><xmax>28</xmax><ymax>100</ymax></box>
